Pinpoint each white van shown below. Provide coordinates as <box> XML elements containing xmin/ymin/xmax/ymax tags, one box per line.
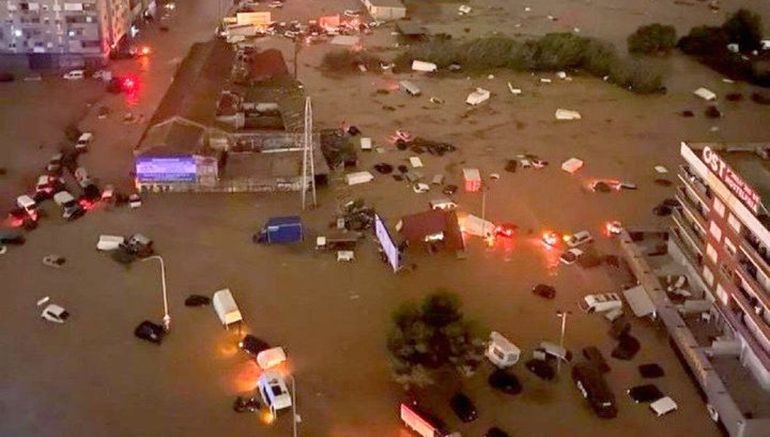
<box><xmin>16</xmin><ymin>195</ymin><xmax>37</xmax><ymax>215</ymax></box>
<box><xmin>580</xmin><ymin>293</ymin><xmax>623</xmax><ymax>313</ymax></box>
<box><xmin>258</xmin><ymin>371</ymin><xmax>292</xmax><ymax>415</ymax></box>
<box><xmin>460</xmin><ymin>214</ymin><xmax>495</xmax><ymax>239</ymax></box>
<box><xmin>429</xmin><ymin>198</ymin><xmax>458</xmax><ymax>211</ymax></box>
<box><xmin>565</xmin><ymin>230</ymin><xmax>593</xmax><ymax>247</ymax></box>
<box><xmin>399</xmin><ymin>80</ymin><xmax>421</xmax><ymax>97</ymax></box>
<box><xmin>96</xmin><ymin>235</ymin><xmax>125</xmax><ymax>251</ymax></box>
<box><xmin>486</xmin><ymin>331</ymin><xmax>521</xmax><ymax>368</ymax></box>
<box><xmin>63</xmin><ymin>70</ymin><xmax>85</xmax><ymax>80</ymax></box>
<box><xmin>212</xmin><ymin>288</ymin><xmax>242</xmax><ymax>329</ymax></box>
<box><xmin>345</xmin><ymin>171</ymin><xmax>374</xmax><ymax>186</ymax></box>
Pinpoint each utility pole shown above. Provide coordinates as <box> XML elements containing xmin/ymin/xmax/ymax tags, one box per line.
<box><xmin>142</xmin><ymin>255</ymin><xmax>170</xmax><ymax>332</ymax></box>
<box><xmin>556</xmin><ymin>310</ymin><xmax>571</xmax><ymax>374</ymax></box>
<box><xmin>293</xmin><ymin>39</ymin><xmax>302</xmax><ymax>79</ymax></box>
<box><xmin>301</xmin><ymin>97</ymin><xmax>316</xmax><ymax>210</ymax></box>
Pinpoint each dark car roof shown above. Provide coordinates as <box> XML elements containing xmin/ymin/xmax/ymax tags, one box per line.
<box><xmin>628</xmin><ymin>384</ymin><xmax>663</xmax><ymax>403</ymax></box>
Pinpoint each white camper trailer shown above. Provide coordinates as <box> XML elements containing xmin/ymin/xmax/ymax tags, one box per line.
<box><xmin>486</xmin><ymin>331</ymin><xmax>521</xmax><ymax>368</ymax></box>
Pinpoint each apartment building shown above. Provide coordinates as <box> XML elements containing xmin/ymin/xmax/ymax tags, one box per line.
<box><xmin>673</xmin><ymin>141</ymin><xmax>770</xmax><ymax>388</ymax></box>
<box><xmin>0</xmin><ymin>0</ymin><xmax>141</xmax><ymax>67</ymax></box>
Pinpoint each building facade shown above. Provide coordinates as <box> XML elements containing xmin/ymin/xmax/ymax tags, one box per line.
<box><xmin>0</xmin><ymin>0</ymin><xmax>140</xmax><ymax>67</ymax></box>
<box><xmin>673</xmin><ymin>141</ymin><xmax>770</xmax><ymax>388</ymax></box>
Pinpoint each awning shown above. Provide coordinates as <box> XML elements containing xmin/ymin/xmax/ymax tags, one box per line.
<box><xmin>623</xmin><ymin>285</ymin><xmax>656</xmax><ymax>318</ymax></box>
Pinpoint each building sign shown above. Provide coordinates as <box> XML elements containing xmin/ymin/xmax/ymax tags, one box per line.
<box><xmin>136</xmin><ymin>156</ymin><xmax>197</xmax><ymax>182</ymax></box>
<box><xmin>235</xmin><ymin>12</ymin><xmax>271</xmax><ymax>27</ymax></box>
<box><xmin>701</xmin><ymin>146</ymin><xmax>761</xmax><ymax>214</ymax></box>
<box><xmin>374</xmin><ymin>214</ymin><xmax>400</xmax><ymax>273</ymax></box>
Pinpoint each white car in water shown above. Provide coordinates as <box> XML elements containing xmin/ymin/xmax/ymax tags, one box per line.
<box><xmin>41</xmin><ymin>304</ymin><xmax>69</xmax><ymax>323</ymax></box>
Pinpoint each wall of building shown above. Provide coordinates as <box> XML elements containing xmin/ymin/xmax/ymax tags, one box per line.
<box><xmin>0</xmin><ymin>0</ymin><xmax>129</xmax><ymax>64</ymax></box>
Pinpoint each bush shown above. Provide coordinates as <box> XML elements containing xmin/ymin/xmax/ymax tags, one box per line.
<box><xmin>506</xmin><ymin>40</ymin><xmax>539</xmax><ymax>71</ymax></box>
<box><xmin>608</xmin><ymin>58</ymin><xmax>665</xmax><ymax>94</ymax></box>
<box><xmin>723</xmin><ymin>8</ymin><xmax>763</xmax><ymax>52</ymax></box>
<box><xmin>678</xmin><ymin>25</ymin><xmax>729</xmax><ymax>56</ymax></box>
<box><xmin>627</xmin><ymin>23</ymin><xmax>677</xmax><ymax>55</ymax></box>
<box><xmin>396</xmin><ymin>39</ymin><xmax>461</xmax><ymax>69</ymax></box>
<box><xmin>534</xmin><ymin>32</ymin><xmax>589</xmax><ymax>70</ymax></box>
<box><xmin>583</xmin><ymin>39</ymin><xmax>618</xmax><ymax>77</ymax></box>
<box><xmin>460</xmin><ymin>37</ymin><xmax>515</xmax><ymax>69</ymax></box>
<box><xmin>320</xmin><ymin>50</ymin><xmax>382</xmax><ymax>73</ymax></box>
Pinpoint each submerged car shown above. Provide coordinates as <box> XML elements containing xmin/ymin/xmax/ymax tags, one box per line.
<box><xmin>134</xmin><ymin>320</ymin><xmax>164</xmax><ymax>344</ymax></box>
<box><xmin>525</xmin><ymin>358</ymin><xmax>555</xmax><ymax>380</ymax></box>
<box><xmin>488</xmin><ymin>369</ymin><xmax>522</xmax><ymax>395</ymax></box>
<box><xmin>449</xmin><ymin>392</ymin><xmax>478</xmax><ymax>423</ymax></box>
<box><xmin>495</xmin><ymin>223</ymin><xmax>518</xmax><ymax>238</ymax></box>
<box><xmin>239</xmin><ymin>335</ymin><xmax>269</xmax><ymax>356</ymax></box>
<box><xmin>532</xmin><ymin>284</ymin><xmax>556</xmax><ymax>300</ymax></box>
<box><xmin>627</xmin><ymin>384</ymin><xmax>664</xmax><ymax>403</ymax></box>
<box><xmin>41</xmin><ymin>304</ymin><xmax>69</xmax><ymax>323</ymax></box>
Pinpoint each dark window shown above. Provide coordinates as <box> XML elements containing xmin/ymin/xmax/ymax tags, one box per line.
<box><xmin>19</xmin><ymin>3</ymin><xmax>29</xmax><ymax>11</ymax></box>
<box><xmin>81</xmin><ymin>40</ymin><xmax>100</xmax><ymax>48</ymax></box>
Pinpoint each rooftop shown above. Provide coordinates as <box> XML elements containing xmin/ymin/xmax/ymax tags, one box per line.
<box><xmin>396</xmin><ymin>21</ymin><xmax>428</xmax><ymax>36</ymax></box>
<box><xmin>367</xmin><ymin>0</ymin><xmax>405</xmax><ymax>8</ymax></box>
<box><xmin>145</xmin><ymin>40</ymin><xmax>235</xmax><ymax>129</ymax></box>
<box><xmin>136</xmin><ymin>117</ymin><xmax>207</xmax><ymax>156</ymax></box>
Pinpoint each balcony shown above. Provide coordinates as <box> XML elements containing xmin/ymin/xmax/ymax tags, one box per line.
<box><xmin>740</xmin><ymin>232</ymin><xmax>770</xmax><ymax>279</ymax></box>
<box><xmin>678</xmin><ymin>165</ymin><xmax>712</xmax><ymax>203</ymax></box>
<box><xmin>734</xmin><ymin>254</ymin><xmax>770</xmax><ymax>308</ymax></box>
<box><xmin>675</xmin><ymin>186</ymin><xmax>709</xmax><ymax>229</ymax></box>
<box><xmin>669</xmin><ymin>226</ymin><xmax>704</xmax><ymax>268</ymax></box>
<box><xmin>671</xmin><ymin>210</ymin><xmax>705</xmax><ymax>251</ymax></box>
<box><xmin>726</xmin><ymin>293</ymin><xmax>770</xmax><ymax>365</ymax></box>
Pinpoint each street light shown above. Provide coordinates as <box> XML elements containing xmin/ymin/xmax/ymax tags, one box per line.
<box><xmin>286</xmin><ymin>374</ymin><xmax>299</xmax><ymax>437</ymax></box>
<box><xmin>142</xmin><ymin>255</ymin><xmax>170</xmax><ymax>332</ymax></box>
<box><xmin>293</xmin><ymin>39</ymin><xmax>303</xmax><ymax>79</ymax></box>
<box><xmin>556</xmin><ymin>310</ymin><xmax>572</xmax><ymax>374</ymax></box>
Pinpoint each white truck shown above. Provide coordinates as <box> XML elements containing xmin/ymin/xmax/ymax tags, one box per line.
<box><xmin>579</xmin><ymin>293</ymin><xmax>623</xmax><ymax>313</ymax></box>
<box><xmin>460</xmin><ymin>214</ymin><xmax>495</xmax><ymax>239</ymax></box>
<box><xmin>212</xmin><ymin>289</ymin><xmax>243</xmax><ymax>329</ymax></box>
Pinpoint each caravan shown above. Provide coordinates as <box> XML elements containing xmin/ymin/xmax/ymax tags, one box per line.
<box><xmin>485</xmin><ymin>331</ymin><xmax>520</xmax><ymax>368</ymax></box>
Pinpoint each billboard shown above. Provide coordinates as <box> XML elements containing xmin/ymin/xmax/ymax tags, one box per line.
<box><xmin>374</xmin><ymin>214</ymin><xmax>400</xmax><ymax>273</ymax></box>
<box><xmin>136</xmin><ymin>156</ymin><xmax>197</xmax><ymax>182</ymax></box>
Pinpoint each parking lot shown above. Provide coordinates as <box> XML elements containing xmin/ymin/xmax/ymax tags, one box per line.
<box><xmin>2</xmin><ymin>0</ymin><xmax>770</xmax><ymax>436</ymax></box>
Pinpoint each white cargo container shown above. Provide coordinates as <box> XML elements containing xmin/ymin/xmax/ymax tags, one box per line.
<box><xmin>345</xmin><ymin>171</ymin><xmax>374</xmax><ymax>186</ymax></box>
<box><xmin>411</xmin><ymin>60</ymin><xmax>438</xmax><ymax>72</ymax></box>
<box><xmin>212</xmin><ymin>288</ymin><xmax>243</xmax><ymax>329</ymax></box>
<box><xmin>460</xmin><ymin>214</ymin><xmax>495</xmax><ymax>239</ymax></box>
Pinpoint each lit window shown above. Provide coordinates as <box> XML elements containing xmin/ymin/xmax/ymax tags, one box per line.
<box><xmin>703</xmin><ymin>265</ymin><xmax>715</xmax><ymax>287</ymax></box>
<box><xmin>712</xmin><ymin>197</ymin><xmax>725</xmax><ymax>217</ymax></box>
<box><xmin>709</xmin><ymin>221</ymin><xmax>722</xmax><ymax>242</ymax></box>
<box><xmin>706</xmin><ymin>243</ymin><xmax>718</xmax><ymax>264</ymax></box>
<box><xmin>727</xmin><ymin>213</ymin><xmax>741</xmax><ymax>234</ymax></box>
<box><xmin>724</xmin><ymin>238</ymin><xmax>736</xmax><ymax>258</ymax></box>
<box><xmin>716</xmin><ymin>284</ymin><xmax>728</xmax><ymax>305</ymax></box>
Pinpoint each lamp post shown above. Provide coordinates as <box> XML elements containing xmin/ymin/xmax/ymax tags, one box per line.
<box><xmin>287</xmin><ymin>374</ymin><xmax>299</xmax><ymax>437</ymax></box>
<box><xmin>293</xmin><ymin>39</ymin><xmax>302</xmax><ymax>79</ymax></box>
<box><xmin>556</xmin><ymin>310</ymin><xmax>571</xmax><ymax>374</ymax></box>
<box><xmin>142</xmin><ymin>255</ymin><xmax>170</xmax><ymax>331</ymax></box>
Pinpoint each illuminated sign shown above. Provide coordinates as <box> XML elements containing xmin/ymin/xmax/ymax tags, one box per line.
<box><xmin>374</xmin><ymin>214</ymin><xmax>400</xmax><ymax>273</ymax></box>
<box><xmin>135</xmin><ymin>156</ymin><xmax>197</xmax><ymax>182</ymax></box>
<box><xmin>701</xmin><ymin>146</ymin><xmax>760</xmax><ymax>214</ymax></box>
